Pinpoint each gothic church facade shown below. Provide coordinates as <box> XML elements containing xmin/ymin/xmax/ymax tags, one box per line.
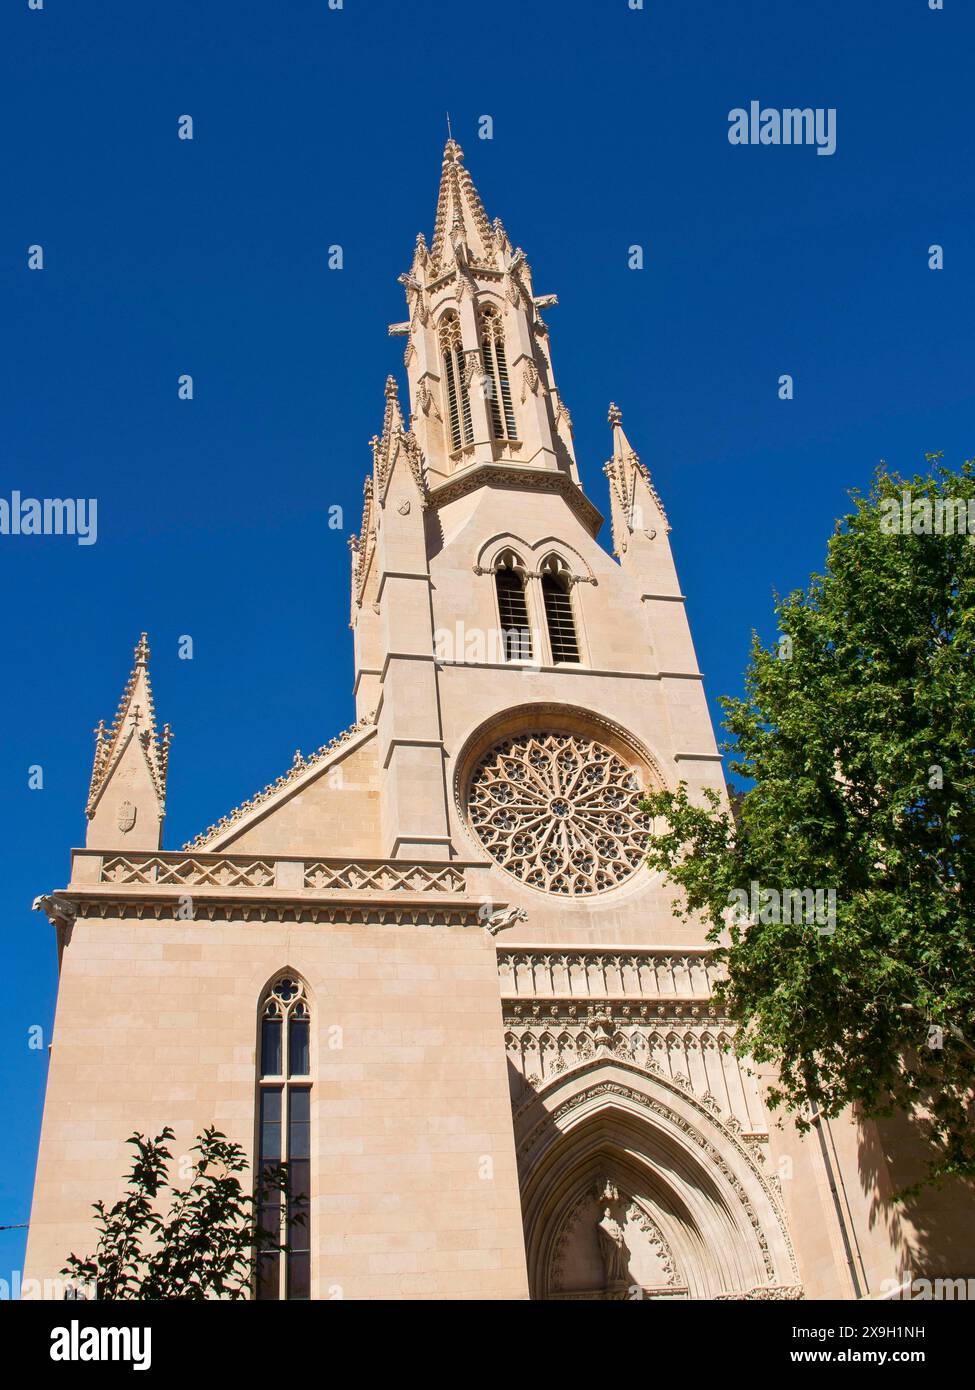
<box><xmin>26</xmin><ymin>142</ymin><xmax>956</xmax><ymax>1300</ymax></box>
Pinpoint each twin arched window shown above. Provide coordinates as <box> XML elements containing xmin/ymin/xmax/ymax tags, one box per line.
<box><xmin>256</xmin><ymin>976</ymin><xmax>311</xmax><ymax>1300</ymax></box>
<box><xmin>493</xmin><ymin>553</ymin><xmax>581</xmax><ymax>665</ymax></box>
<box><xmin>440</xmin><ymin>305</ymin><xmax>518</xmax><ymax>453</ymax></box>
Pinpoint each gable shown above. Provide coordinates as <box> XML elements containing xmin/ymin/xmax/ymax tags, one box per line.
<box><xmin>191</xmin><ymin>730</ymin><xmax>381</xmax><ymax>858</ymax></box>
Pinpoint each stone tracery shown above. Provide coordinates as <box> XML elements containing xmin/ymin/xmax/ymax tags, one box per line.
<box><xmin>467</xmin><ymin>732</ymin><xmax>649</xmax><ymax>895</ymax></box>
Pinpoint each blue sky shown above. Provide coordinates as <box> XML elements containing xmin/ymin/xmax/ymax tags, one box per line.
<box><xmin>1</xmin><ymin>0</ymin><xmax>972</xmax><ymax>1281</ymax></box>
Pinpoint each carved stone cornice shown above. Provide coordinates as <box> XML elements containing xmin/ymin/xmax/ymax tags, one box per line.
<box><xmin>66</xmin><ymin>897</ymin><xmax>487</xmax><ymax>928</ymax></box>
<box><xmin>428</xmin><ymin>463</ymin><xmax>603</xmax><ymax>538</ymax></box>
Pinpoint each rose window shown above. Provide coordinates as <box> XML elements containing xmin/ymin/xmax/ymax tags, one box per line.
<box><xmin>467</xmin><ymin>733</ymin><xmax>650</xmax><ymax>895</ymax></box>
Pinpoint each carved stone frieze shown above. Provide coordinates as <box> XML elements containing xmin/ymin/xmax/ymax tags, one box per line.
<box><xmin>498</xmin><ymin>947</ymin><xmax>721</xmax><ymax>1000</ymax></box>
<box><xmin>72</xmin><ymin>899</ymin><xmax>483</xmax><ymax>929</ymax></box>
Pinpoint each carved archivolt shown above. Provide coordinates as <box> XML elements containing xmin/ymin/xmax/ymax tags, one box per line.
<box><xmin>467</xmin><ymin>732</ymin><xmax>650</xmax><ymax>896</ymax></box>
<box><xmin>516</xmin><ymin>1062</ymin><xmax>800</xmax><ymax>1299</ymax></box>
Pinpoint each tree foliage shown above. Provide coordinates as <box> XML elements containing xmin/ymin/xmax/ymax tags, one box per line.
<box><xmin>642</xmin><ymin>457</ymin><xmax>975</xmax><ymax>1190</ymax></box>
<box><xmin>62</xmin><ymin>1126</ymin><xmax>298</xmax><ymax>1299</ymax></box>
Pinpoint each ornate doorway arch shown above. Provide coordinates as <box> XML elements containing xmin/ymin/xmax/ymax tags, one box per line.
<box><xmin>514</xmin><ymin>1059</ymin><xmax>802</xmax><ymax>1301</ymax></box>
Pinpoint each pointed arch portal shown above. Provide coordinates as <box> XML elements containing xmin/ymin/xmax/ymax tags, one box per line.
<box><xmin>514</xmin><ymin>1059</ymin><xmax>801</xmax><ymax>1301</ymax></box>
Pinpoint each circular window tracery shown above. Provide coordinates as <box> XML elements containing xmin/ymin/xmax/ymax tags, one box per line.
<box><xmin>467</xmin><ymin>732</ymin><xmax>650</xmax><ymax>895</ymax></box>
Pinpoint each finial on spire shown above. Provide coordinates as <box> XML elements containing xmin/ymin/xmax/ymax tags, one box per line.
<box><xmin>134</xmin><ymin>632</ymin><xmax>150</xmax><ymax>666</ymax></box>
<box><xmin>608</xmin><ymin>402</ymin><xmax>622</xmax><ymax>427</ymax></box>
<box><xmin>446</xmin><ymin>110</ymin><xmax>452</xmax><ymax>141</ymax></box>
<box><xmin>384</xmin><ymin>374</ymin><xmax>399</xmax><ymax>399</ymax></box>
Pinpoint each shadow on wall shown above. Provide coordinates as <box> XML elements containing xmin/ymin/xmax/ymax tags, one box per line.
<box><xmin>857</xmin><ymin>1107</ymin><xmax>975</xmax><ymax>1285</ymax></box>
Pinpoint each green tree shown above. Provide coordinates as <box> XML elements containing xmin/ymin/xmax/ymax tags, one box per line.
<box><xmin>642</xmin><ymin>457</ymin><xmax>975</xmax><ymax>1191</ymax></box>
<box><xmin>61</xmin><ymin>1126</ymin><xmax>301</xmax><ymax>1299</ymax></box>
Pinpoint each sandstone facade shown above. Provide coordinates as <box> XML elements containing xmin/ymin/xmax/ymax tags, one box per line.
<box><xmin>25</xmin><ymin>141</ymin><xmax>973</xmax><ymax>1300</ymax></box>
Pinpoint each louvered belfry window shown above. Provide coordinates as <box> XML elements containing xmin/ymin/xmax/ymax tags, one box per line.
<box><xmin>440</xmin><ymin>313</ymin><xmax>473</xmax><ymax>452</ymax></box>
<box><xmin>542</xmin><ymin>568</ymin><xmax>580</xmax><ymax>664</ymax></box>
<box><xmin>496</xmin><ymin>563</ymin><xmax>533</xmax><ymax>661</ymax></box>
<box><xmin>480</xmin><ymin>305</ymin><xmax>517</xmax><ymax>441</ymax></box>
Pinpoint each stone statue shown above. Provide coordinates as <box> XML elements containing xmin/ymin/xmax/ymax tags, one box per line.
<box><xmin>595</xmin><ymin>1181</ymin><xmax>630</xmax><ymax>1287</ymax></box>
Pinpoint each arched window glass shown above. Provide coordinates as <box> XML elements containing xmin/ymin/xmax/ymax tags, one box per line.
<box><xmin>541</xmin><ymin>559</ymin><xmax>580</xmax><ymax>664</ymax></box>
<box><xmin>480</xmin><ymin>306</ymin><xmax>517</xmax><ymax>440</ymax></box>
<box><xmin>439</xmin><ymin>314</ymin><xmax>473</xmax><ymax>452</ymax></box>
<box><xmin>495</xmin><ymin>555</ymin><xmax>532</xmax><ymax>661</ymax></box>
<box><xmin>256</xmin><ymin>976</ymin><xmax>311</xmax><ymax>1301</ymax></box>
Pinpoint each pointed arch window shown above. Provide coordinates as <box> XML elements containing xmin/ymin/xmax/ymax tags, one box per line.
<box><xmin>495</xmin><ymin>553</ymin><xmax>532</xmax><ymax>661</ymax></box>
<box><xmin>256</xmin><ymin>975</ymin><xmax>311</xmax><ymax>1301</ymax></box>
<box><xmin>541</xmin><ymin>558</ymin><xmax>580</xmax><ymax>664</ymax></box>
<box><xmin>439</xmin><ymin>313</ymin><xmax>473</xmax><ymax>452</ymax></box>
<box><xmin>480</xmin><ymin>305</ymin><xmax>517</xmax><ymax>441</ymax></box>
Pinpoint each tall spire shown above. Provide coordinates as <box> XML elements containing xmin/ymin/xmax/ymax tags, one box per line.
<box><xmin>387</xmin><ymin>138</ymin><xmax>583</xmax><ymax>488</ymax></box>
<box><xmin>85</xmin><ymin>633</ymin><xmax>170</xmax><ymax>850</ymax></box>
<box><xmin>429</xmin><ymin>139</ymin><xmax>496</xmax><ymax>271</ymax></box>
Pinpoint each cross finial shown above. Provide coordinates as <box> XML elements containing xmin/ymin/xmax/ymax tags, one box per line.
<box><xmin>608</xmin><ymin>402</ymin><xmax>622</xmax><ymax>427</ymax></box>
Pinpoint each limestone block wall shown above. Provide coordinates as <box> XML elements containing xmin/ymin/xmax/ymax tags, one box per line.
<box><xmin>25</xmin><ymin>905</ymin><xmax>529</xmax><ymax>1300</ymax></box>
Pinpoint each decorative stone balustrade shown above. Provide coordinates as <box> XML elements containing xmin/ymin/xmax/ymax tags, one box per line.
<box><xmin>73</xmin><ymin>851</ymin><xmax>468</xmax><ymax>897</ymax></box>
